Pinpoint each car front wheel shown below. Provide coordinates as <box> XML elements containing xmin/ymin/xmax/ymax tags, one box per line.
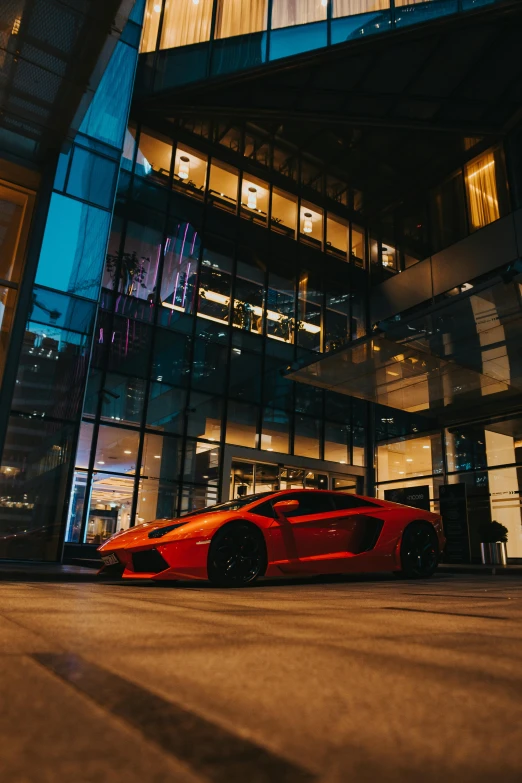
<box><xmin>207</xmin><ymin>522</ymin><xmax>267</xmax><ymax>587</ymax></box>
<box><xmin>398</xmin><ymin>522</ymin><xmax>439</xmax><ymax>579</ymax></box>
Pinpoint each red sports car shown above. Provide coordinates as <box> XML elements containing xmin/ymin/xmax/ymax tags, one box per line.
<box><xmin>97</xmin><ymin>489</ymin><xmax>445</xmax><ymax>586</ymax></box>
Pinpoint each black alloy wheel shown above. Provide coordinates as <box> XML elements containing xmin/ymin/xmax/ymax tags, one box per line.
<box><xmin>208</xmin><ymin>522</ymin><xmax>267</xmax><ymax>587</ymax></box>
<box><xmin>398</xmin><ymin>522</ymin><xmax>439</xmax><ymax>579</ymax></box>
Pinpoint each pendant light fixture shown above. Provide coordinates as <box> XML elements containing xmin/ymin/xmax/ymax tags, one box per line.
<box><xmin>178</xmin><ymin>155</ymin><xmax>190</xmax><ymax>180</ymax></box>
<box><xmin>303</xmin><ymin>212</ymin><xmax>313</xmax><ymax>234</ymax></box>
<box><xmin>247</xmin><ymin>186</ymin><xmax>257</xmax><ymax>209</ymax></box>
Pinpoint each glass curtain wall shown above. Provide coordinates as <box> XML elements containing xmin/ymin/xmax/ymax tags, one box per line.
<box><xmin>0</xmin><ymin>12</ymin><xmax>144</xmax><ymax>562</ymax></box>
<box><xmin>66</xmin><ymin>121</ymin><xmax>367</xmax><ymax>545</ymax></box>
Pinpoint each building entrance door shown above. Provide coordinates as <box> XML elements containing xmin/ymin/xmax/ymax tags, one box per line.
<box><xmin>229</xmin><ymin>459</ymin><xmax>361</xmax><ymax>500</ymax></box>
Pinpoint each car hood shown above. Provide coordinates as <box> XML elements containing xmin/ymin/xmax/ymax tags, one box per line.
<box><xmin>97</xmin><ymin>510</ymin><xmax>234</xmax><ymax>552</ymax></box>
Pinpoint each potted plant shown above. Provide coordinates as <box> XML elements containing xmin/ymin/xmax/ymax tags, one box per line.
<box><xmin>479</xmin><ymin>520</ymin><xmax>508</xmax><ymax>566</ymax></box>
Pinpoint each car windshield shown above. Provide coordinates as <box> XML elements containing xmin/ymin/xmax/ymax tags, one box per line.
<box><xmin>181</xmin><ymin>492</ymin><xmax>275</xmax><ymax>519</ymax></box>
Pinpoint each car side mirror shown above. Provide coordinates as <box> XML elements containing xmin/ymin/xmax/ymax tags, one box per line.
<box><xmin>273</xmin><ymin>499</ymin><xmax>300</xmax><ymax>519</ymax></box>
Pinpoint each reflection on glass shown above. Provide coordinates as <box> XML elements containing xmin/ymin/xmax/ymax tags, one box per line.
<box><xmin>273</xmin><ymin>145</ymin><xmax>297</xmax><ymax>180</ymax></box>
<box><xmin>271</xmin><ymin>0</ymin><xmax>327</xmax><ymax>28</ymax></box>
<box><xmin>334</xmin><ymin>0</ymin><xmax>389</xmax><ymax>17</ymax></box>
<box><xmin>215</xmin><ymin>0</ymin><xmax>268</xmax><ymax>37</ymax></box>
<box><xmin>301</xmin><ymin>159</ymin><xmax>322</xmax><ymax>194</ymax></box>
<box><xmin>325</xmin><ymin>422</ymin><xmax>350</xmax><ymax>464</ymax></box>
<box><xmin>271</xmin><ymin>188</ymin><xmax>297</xmax><ymax>238</ymax></box>
<box><xmin>226</xmin><ymin>401</ymin><xmax>259</xmax><ymax>448</ymax></box>
<box><xmin>298</xmin><ymin>269</ymin><xmax>322</xmax><ymax>351</ymax></box>
<box><xmin>234</xmin><ymin>248</ymin><xmax>265</xmax><ymax>335</ymax></box>
<box><xmin>300</xmin><ymin>201</ymin><xmax>323</xmax><ymax>248</ymax></box>
<box><xmin>160</xmin><ymin>0</ymin><xmax>213</xmax><ymax>48</ymax></box>
<box><xmin>65</xmin><ymin>470</ymin><xmax>88</xmax><ymax>542</ymax></box>
<box><xmin>244</xmin><ymin>133</ymin><xmax>271</xmax><ymax>167</ymax></box>
<box><xmin>326</xmin><ymin>175</ymin><xmax>349</xmax><ymax>206</ymax></box>
<box><xmin>180</xmin><ymin>484</ymin><xmax>219</xmax><ymax>515</ymax></box>
<box><xmin>377</xmin><ymin>434</ymin><xmax>442</xmax><ymax>482</ymax></box>
<box><xmin>184</xmin><ymin>440</ymin><xmax>220</xmax><ymax>484</ymax></box>
<box><xmin>146</xmin><ymin>382</ymin><xmax>186</xmax><ymax>434</ymax></box>
<box><xmin>208</xmin><ymin>160</ymin><xmax>239</xmax><ymax>213</ymax></box>
<box><xmin>198</xmin><ymin>241</ymin><xmax>233</xmax><ymax>325</ymax></box>
<box><xmin>161</xmin><ymin>219</ymin><xmax>200</xmax><ymax>318</ymax></box>
<box><xmin>75</xmin><ymin>423</ymin><xmax>94</xmax><ymax>469</ymax></box>
<box><xmin>267</xmin><ymin>269</ymin><xmax>295</xmax><ymax>344</ymax></box>
<box><xmin>240</xmin><ymin>174</ymin><xmax>269</xmax><ymax>226</ymax></box>
<box><xmin>325</xmin><ymin>281</ymin><xmax>350</xmax><ymax>352</ymax></box>
<box><xmin>229</xmin><ymin>348</ymin><xmax>262</xmax><ymax>401</ymax></box>
<box><xmin>294</xmin><ymin>415</ymin><xmax>321</xmax><ymax>458</ymax></box>
<box><xmin>351</xmin><ymin>225</ymin><xmax>365</xmax><ymax>267</ymax></box>
<box><xmin>142</xmin><ymin>432</ymin><xmax>182</xmax><ymax>480</ymax></box>
<box><xmin>216</xmin><ymin>124</ymin><xmax>242</xmax><ymax>152</ymax></box>
<box><xmin>464</xmin><ymin>150</ymin><xmax>500</xmax><ymax>231</ymax></box>
<box><xmin>135</xmin><ymin>130</ymin><xmax>172</xmax><ymax>183</ymax></box>
<box><xmin>112</xmin><ymin>216</ymin><xmax>163</xmax><ymax>302</ymax></box>
<box><xmin>381</xmin><ymin>242</ymin><xmax>397</xmax><ymax>271</ymax></box>
<box><xmin>122</xmin><ymin>124</ymin><xmax>137</xmax><ymax>171</ymax></box>
<box><xmin>192</xmin><ymin>336</ymin><xmax>228</xmax><ymax>393</ymax></box>
<box><xmin>99</xmin><ymin>374</ymin><xmax>146</xmax><ymax>425</ymax></box>
<box><xmin>431</xmin><ymin>171</ymin><xmax>467</xmax><ymax>253</ymax></box>
<box><xmin>173</xmin><ymin>143</ymin><xmax>208</xmax><ymax>198</ymax></box>
<box><xmin>326</xmin><ymin>215</ymin><xmax>348</xmax><ymax>260</ymax></box>
<box><xmin>136</xmin><ymin>478</ymin><xmax>179</xmax><ymax>523</ymax></box>
<box><xmin>261</xmin><ymin>408</ymin><xmax>290</xmax><ymax>453</ymax></box>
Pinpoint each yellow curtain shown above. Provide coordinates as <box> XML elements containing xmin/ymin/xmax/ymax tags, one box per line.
<box><xmin>140</xmin><ymin>0</ymin><xmax>162</xmax><ymax>53</ymax></box>
<box><xmin>215</xmin><ymin>0</ymin><xmax>268</xmax><ymax>38</ymax></box>
<box><xmin>160</xmin><ymin>0</ymin><xmax>214</xmax><ymax>49</ymax></box>
<box><xmin>465</xmin><ymin>151</ymin><xmax>500</xmax><ymax>231</ymax></box>
<box><xmin>271</xmin><ymin>0</ymin><xmax>327</xmax><ymax>29</ymax></box>
<box><xmin>333</xmin><ymin>0</ymin><xmax>389</xmax><ymax>18</ymax></box>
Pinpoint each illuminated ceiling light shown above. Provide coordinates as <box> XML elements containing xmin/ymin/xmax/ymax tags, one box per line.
<box><xmin>193</xmin><ymin>0</ymin><xmax>200</xmax><ymax>4</ymax></box>
<box><xmin>303</xmin><ymin>212</ymin><xmax>313</xmax><ymax>234</ymax></box>
<box><xmin>124</xmin><ymin>450</ymin><xmax>132</xmax><ymax>454</ymax></box>
<box><xmin>321</xmin><ymin>0</ymin><xmax>327</xmax><ymax>5</ymax></box>
<box><xmin>387</xmin><ymin>370</ymin><xmax>399</xmax><ymax>377</ymax></box>
<box><xmin>12</xmin><ymin>17</ymin><xmax>21</xmax><ymax>34</ymax></box>
<box><xmin>178</xmin><ymin>155</ymin><xmax>190</xmax><ymax>180</ymax></box>
<box><xmin>247</xmin><ymin>186</ymin><xmax>257</xmax><ymax>210</ymax></box>
<box><xmin>98</xmin><ymin>461</ymin><xmax>105</xmax><ymax>465</ymax></box>
<box><xmin>267</xmin><ymin>448</ymin><xmax>274</xmax><ymax>452</ymax></box>
<box><xmin>422</xmin><ymin>445</ymin><xmax>430</xmax><ymax>449</ymax></box>
<box><xmin>406</xmin><ymin>458</ymin><xmax>413</xmax><ymax>462</ymax></box>
<box><xmin>339</xmin><ymin>460</ymin><xmax>346</xmax><ymax>464</ymax></box>
<box><xmin>153</xmin><ymin>3</ymin><xmax>161</xmax><ymax>11</ymax></box>
<box><xmin>154</xmin><ymin>455</ymin><xmax>161</xmax><ymax>459</ymax></box>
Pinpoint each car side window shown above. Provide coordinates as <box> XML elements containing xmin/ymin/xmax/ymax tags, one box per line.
<box><xmin>251</xmin><ymin>500</ymin><xmax>276</xmax><ymax>519</ymax></box>
<box><xmin>281</xmin><ymin>492</ymin><xmax>335</xmax><ymax>517</ymax></box>
<box><xmin>331</xmin><ymin>494</ymin><xmax>379</xmax><ymax>511</ymax></box>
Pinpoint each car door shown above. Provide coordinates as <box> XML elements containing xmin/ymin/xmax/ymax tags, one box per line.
<box><xmin>274</xmin><ymin>492</ymin><xmax>340</xmax><ymax>561</ymax></box>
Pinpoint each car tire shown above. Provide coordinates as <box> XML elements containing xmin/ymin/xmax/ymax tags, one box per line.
<box><xmin>207</xmin><ymin>522</ymin><xmax>267</xmax><ymax>587</ymax></box>
<box><xmin>397</xmin><ymin>521</ymin><xmax>439</xmax><ymax>579</ymax></box>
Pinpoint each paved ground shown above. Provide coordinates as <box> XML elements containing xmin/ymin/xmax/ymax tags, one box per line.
<box><xmin>1</xmin><ymin>572</ymin><xmax>521</xmax><ymax>783</ymax></box>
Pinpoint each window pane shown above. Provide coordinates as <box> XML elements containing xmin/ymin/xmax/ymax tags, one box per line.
<box><xmin>325</xmin><ymin>421</ymin><xmax>350</xmax><ymax>463</ymax></box>
<box><xmin>180</xmin><ymin>483</ymin><xmax>219</xmax><ymax>515</ymax></box>
<box><xmin>103</xmin><ymin>316</ymin><xmax>153</xmax><ymax>379</ymax></box>
<box><xmin>298</xmin><ymin>268</ymin><xmax>322</xmax><ymax>352</ymax></box>
<box><xmin>86</xmin><ymin>473</ymin><xmax>134</xmax><ymax>543</ymax></box>
<box><xmin>301</xmin><ymin>159</ymin><xmax>322</xmax><ymax>194</ymax></box>
<box><xmin>240</xmin><ymin>174</ymin><xmax>269</xmax><ymax>227</ymax></box>
<box><xmin>135</xmin><ymin>129</ymin><xmax>172</xmax><ymax>185</ymax></box>
<box><xmin>160</xmin><ymin>0</ymin><xmax>213</xmax><ymax>48</ymax></box>
<box><xmin>226</xmin><ymin>400</ymin><xmax>259</xmax><ymax>448</ymax></box>
<box><xmin>75</xmin><ymin>422</ymin><xmax>94</xmax><ymax>469</ymax></box>
<box><xmin>233</xmin><ymin>247</ymin><xmax>265</xmax><ymax>336</ymax></box>
<box><xmin>229</xmin><ymin>348</ymin><xmax>262</xmax><ymax>402</ymax></box>
<box><xmin>327</xmin><ymin>215</ymin><xmax>348</xmax><ymax>260</ymax></box>
<box><xmin>300</xmin><ymin>201</ymin><xmax>323</xmax><ymax>249</ymax></box>
<box><xmin>66</xmin><ymin>147</ymin><xmax>117</xmax><ymax>209</ymax></box>
<box><xmin>142</xmin><ymin>432</ymin><xmax>183</xmax><ymax>480</ymax></box>
<box><xmin>216</xmin><ymin>123</ymin><xmax>242</xmax><ymax>152</ymax></box>
<box><xmin>326</xmin><ymin>175</ymin><xmax>349</xmax><ymax>206</ymax></box>
<box><xmin>186</xmin><ymin>392</ymin><xmax>223</xmax><ymax>441</ymax></box>
<box><xmin>110</xmin><ymin>213</ymin><xmax>164</xmax><ymax>305</ymax></box>
<box><xmin>140</xmin><ymin>0</ymin><xmax>162</xmax><ymax>52</ymax></box>
<box><xmin>146</xmin><ymin>382</ymin><xmax>186</xmax><ymax>434</ymax></box>
<box><xmin>191</xmin><ymin>337</ymin><xmax>228</xmax><ymax>393</ymax></box>
<box><xmin>173</xmin><ymin>143</ymin><xmax>208</xmax><ymax>198</ymax></box>
<box><xmin>261</xmin><ymin>408</ymin><xmax>290</xmax><ymax>453</ymax></box>
<box><xmin>465</xmin><ymin>150</ymin><xmax>500</xmax><ymax>232</ymax></box>
<box><xmin>208</xmin><ymin>160</ymin><xmax>239</xmax><ymax>213</ymax></box>
<box><xmin>272</xmin><ymin>0</ymin><xmax>327</xmax><ymax>28</ymax></box>
<box><xmin>161</xmin><ymin>218</ymin><xmax>200</xmax><ymax>319</ymax></box>
<box><xmin>36</xmin><ymin>194</ymin><xmax>111</xmax><ymax>300</ymax></box>
<box><xmin>13</xmin><ymin>323</ymin><xmax>89</xmax><ymax>421</ymax></box>
<box><xmin>152</xmin><ymin>328</ymin><xmax>192</xmax><ymax>386</ymax></box>
<box><xmin>294</xmin><ymin>414</ymin><xmax>321</xmax><ymax>458</ymax></box>
<box><xmin>267</xmin><ymin>268</ymin><xmax>295</xmax><ymax>344</ymax></box>
<box><xmin>271</xmin><ymin>188</ymin><xmax>297</xmax><ymax>238</ymax></box>
<box><xmin>334</xmin><ymin>0</ymin><xmax>389</xmax><ymax>17</ymax></box>
<box><xmin>136</xmin><ymin>478</ymin><xmax>179</xmax><ymax>523</ymax></box>
<box><xmin>94</xmin><ymin>426</ymin><xmax>140</xmax><ymax>475</ymax></box>
<box><xmin>0</xmin><ymin>181</ymin><xmax>31</xmax><ymax>284</ymax></box>
<box><xmin>215</xmin><ymin>0</ymin><xmax>268</xmax><ymax>38</ymax></box>
<box><xmin>65</xmin><ymin>471</ymin><xmax>88</xmax><ymax>542</ymax></box>
<box><xmin>430</xmin><ymin>172</ymin><xmax>467</xmax><ymax>252</ymax></box>
<box><xmin>325</xmin><ymin>282</ymin><xmax>350</xmax><ymax>352</ymax></box>
<box><xmin>244</xmin><ymin>133</ymin><xmax>271</xmax><ymax>167</ymax></box>
<box><xmin>183</xmin><ymin>440</ymin><xmax>220</xmax><ymax>484</ymax></box>
<box><xmin>99</xmin><ymin>373</ymin><xmax>146</xmax><ymax>425</ymax></box>
<box><xmin>351</xmin><ymin>225</ymin><xmax>366</xmax><ymax>267</ymax></box>
<box><xmin>273</xmin><ymin>146</ymin><xmax>297</xmax><ymax>181</ymax></box>
<box><xmin>0</xmin><ymin>286</ymin><xmax>16</xmax><ymax>381</ymax></box>
<box><xmin>198</xmin><ymin>239</ymin><xmax>233</xmax><ymax>325</ymax></box>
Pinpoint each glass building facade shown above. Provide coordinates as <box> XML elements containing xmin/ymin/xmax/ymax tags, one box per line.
<box><xmin>0</xmin><ymin>0</ymin><xmax>521</xmax><ymax>563</ymax></box>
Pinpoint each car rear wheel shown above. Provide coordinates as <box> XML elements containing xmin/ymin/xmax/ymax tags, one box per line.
<box><xmin>208</xmin><ymin>522</ymin><xmax>267</xmax><ymax>587</ymax></box>
<box><xmin>397</xmin><ymin>522</ymin><xmax>439</xmax><ymax>579</ymax></box>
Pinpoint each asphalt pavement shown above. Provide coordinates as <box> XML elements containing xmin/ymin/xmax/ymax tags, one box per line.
<box><xmin>1</xmin><ymin>571</ymin><xmax>521</xmax><ymax>783</ymax></box>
